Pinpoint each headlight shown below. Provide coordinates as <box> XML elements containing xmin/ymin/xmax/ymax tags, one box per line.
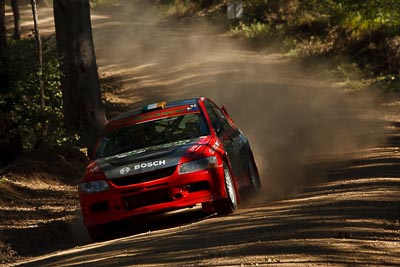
<box><xmin>178</xmin><ymin>156</ymin><xmax>217</xmax><ymax>174</ymax></box>
<box><xmin>79</xmin><ymin>180</ymin><xmax>110</xmax><ymax>194</ymax></box>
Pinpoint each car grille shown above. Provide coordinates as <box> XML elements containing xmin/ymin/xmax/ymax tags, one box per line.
<box><xmin>123</xmin><ymin>189</ymin><xmax>171</xmax><ymax>210</ymax></box>
<box><xmin>110</xmin><ymin>166</ymin><xmax>176</xmax><ymax>186</ymax></box>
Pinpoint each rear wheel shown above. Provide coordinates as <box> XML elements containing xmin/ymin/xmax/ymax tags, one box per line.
<box><xmin>247</xmin><ymin>156</ymin><xmax>261</xmax><ymax>196</ymax></box>
<box><xmin>214</xmin><ymin>163</ymin><xmax>237</xmax><ymax>215</ymax></box>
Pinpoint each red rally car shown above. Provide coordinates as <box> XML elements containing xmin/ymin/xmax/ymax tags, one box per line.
<box><xmin>79</xmin><ymin>97</ymin><xmax>261</xmax><ymax>241</ymax></box>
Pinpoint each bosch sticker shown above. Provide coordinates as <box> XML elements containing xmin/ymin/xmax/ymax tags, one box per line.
<box><xmin>134</xmin><ymin>160</ymin><xmax>166</xmax><ymax>170</ymax></box>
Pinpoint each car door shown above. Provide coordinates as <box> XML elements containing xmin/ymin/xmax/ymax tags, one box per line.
<box><xmin>220</xmin><ymin>106</ymin><xmax>251</xmax><ymax>175</ymax></box>
<box><xmin>204</xmin><ymin>100</ymin><xmax>247</xmax><ymax>182</ymax></box>
<box><xmin>214</xmin><ymin>105</ymin><xmax>250</xmax><ymax>183</ymax></box>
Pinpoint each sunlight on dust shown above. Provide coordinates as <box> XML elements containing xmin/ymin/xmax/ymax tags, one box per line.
<box><xmin>91</xmin><ymin>2</ymin><xmax>387</xmax><ymax>204</ymax></box>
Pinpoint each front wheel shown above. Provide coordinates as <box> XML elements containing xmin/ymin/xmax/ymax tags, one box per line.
<box><xmin>213</xmin><ymin>163</ymin><xmax>237</xmax><ymax>215</ymax></box>
<box><xmin>87</xmin><ymin>224</ymin><xmax>108</xmax><ymax>242</ymax></box>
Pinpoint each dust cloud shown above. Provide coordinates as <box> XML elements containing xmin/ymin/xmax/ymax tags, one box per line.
<box><xmin>92</xmin><ymin>0</ymin><xmax>386</xmax><ymax>202</ymax></box>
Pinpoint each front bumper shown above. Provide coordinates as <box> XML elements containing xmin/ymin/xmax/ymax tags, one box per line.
<box><xmin>80</xmin><ymin>166</ymin><xmax>225</xmax><ymax>226</ymax></box>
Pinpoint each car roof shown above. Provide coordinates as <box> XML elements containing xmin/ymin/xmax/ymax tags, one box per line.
<box><xmin>108</xmin><ymin>98</ymin><xmax>202</xmax><ymax>122</ymax></box>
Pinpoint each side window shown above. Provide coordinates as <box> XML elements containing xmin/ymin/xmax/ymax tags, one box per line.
<box><xmin>213</xmin><ymin>107</ymin><xmax>232</xmax><ymax>130</ymax></box>
<box><xmin>204</xmin><ymin>101</ymin><xmax>218</xmax><ymax>124</ymax></box>
<box><xmin>179</xmin><ymin>113</ymin><xmax>209</xmax><ymax>137</ymax></box>
<box><xmin>204</xmin><ymin>100</ymin><xmax>232</xmax><ymax>134</ymax></box>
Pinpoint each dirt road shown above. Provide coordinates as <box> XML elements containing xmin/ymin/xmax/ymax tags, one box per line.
<box><xmin>5</xmin><ymin>1</ymin><xmax>400</xmax><ymax>266</ymax></box>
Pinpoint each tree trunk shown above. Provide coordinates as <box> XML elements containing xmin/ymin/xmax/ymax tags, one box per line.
<box><xmin>0</xmin><ymin>0</ymin><xmax>6</xmax><ymax>48</ymax></box>
<box><xmin>31</xmin><ymin>0</ymin><xmax>47</xmax><ymax>146</ymax></box>
<box><xmin>0</xmin><ymin>110</ymin><xmax>23</xmax><ymax>166</ymax></box>
<box><xmin>0</xmin><ymin>0</ymin><xmax>6</xmax><ymax>94</ymax></box>
<box><xmin>11</xmin><ymin>0</ymin><xmax>21</xmax><ymax>40</ymax></box>
<box><xmin>0</xmin><ymin>1</ymin><xmax>23</xmax><ymax>164</ymax></box>
<box><xmin>53</xmin><ymin>0</ymin><xmax>106</xmax><ymax>155</ymax></box>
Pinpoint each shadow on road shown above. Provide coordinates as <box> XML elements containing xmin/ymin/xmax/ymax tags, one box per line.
<box><xmin>14</xmin><ymin>123</ymin><xmax>400</xmax><ymax>266</ymax></box>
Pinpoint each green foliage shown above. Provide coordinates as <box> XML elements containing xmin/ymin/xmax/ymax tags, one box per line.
<box><xmin>0</xmin><ymin>38</ymin><xmax>80</xmax><ymax>151</ymax></box>
<box><xmin>230</xmin><ymin>21</ymin><xmax>296</xmax><ymax>51</ymax></box>
<box><xmin>231</xmin><ymin>21</ymin><xmax>274</xmax><ymax>39</ymax></box>
<box><xmin>160</xmin><ymin>0</ymin><xmax>198</xmax><ymax>17</ymax></box>
<box><xmin>230</xmin><ymin>0</ymin><xmax>399</xmax><ymax>40</ymax></box>
<box><xmin>297</xmin><ymin>1</ymin><xmax>400</xmax><ymax>38</ymax></box>
<box><xmin>227</xmin><ymin>0</ymin><xmax>400</xmax><ymax>90</ymax></box>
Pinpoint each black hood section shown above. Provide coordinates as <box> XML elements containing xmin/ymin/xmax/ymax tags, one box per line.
<box><xmin>109</xmin><ymin>148</ymin><xmax>175</xmax><ymax>167</ymax></box>
<box><xmin>95</xmin><ymin>137</ymin><xmax>207</xmax><ymax>180</ymax></box>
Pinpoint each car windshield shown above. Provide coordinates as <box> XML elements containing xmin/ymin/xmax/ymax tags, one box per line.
<box><xmin>95</xmin><ymin>113</ymin><xmax>210</xmax><ymax>158</ymax></box>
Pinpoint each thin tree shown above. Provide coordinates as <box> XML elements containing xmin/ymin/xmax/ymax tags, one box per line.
<box><xmin>0</xmin><ymin>0</ymin><xmax>6</xmax><ymax>48</ymax></box>
<box><xmin>0</xmin><ymin>0</ymin><xmax>6</xmax><ymax>93</ymax></box>
<box><xmin>11</xmin><ymin>0</ymin><xmax>21</xmax><ymax>40</ymax></box>
<box><xmin>53</xmin><ymin>0</ymin><xmax>106</xmax><ymax>155</ymax></box>
<box><xmin>31</xmin><ymin>0</ymin><xmax>47</xmax><ymax>145</ymax></box>
<box><xmin>0</xmin><ymin>0</ymin><xmax>7</xmax><ymax>97</ymax></box>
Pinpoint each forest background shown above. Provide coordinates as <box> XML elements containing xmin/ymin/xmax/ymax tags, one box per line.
<box><xmin>1</xmin><ymin>0</ymin><xmax>399</xmax><ymax>164</ymax></box>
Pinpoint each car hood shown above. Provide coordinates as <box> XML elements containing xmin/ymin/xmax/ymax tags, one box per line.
<box><xmin>95</xmin><ymin>136</ymin><xmax>211</xmax><ymax>180</ymax></box>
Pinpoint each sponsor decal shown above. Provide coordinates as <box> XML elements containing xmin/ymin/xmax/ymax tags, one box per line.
<box><xmin>133</xmin><ymin>107</ymin><xmax>193</xmax><ymax>122</ymax></box>
<box><xmin>208</xmin><ymin>140</ymin><xmax>221</xmax><ymax>155</ymax></box>
<box><xmin>189</xmin><ymin>144</ymin><xmax>202</xmax><ymax>153</ymax></box>
<box><xmin>120</xmin><ymin>167</ymin><xmax>131</xmax><ymax>175</ymax></box>
<box><xmin>186</xmin><ymin>104</ymin><xmax>198</xmax><ymax>111</ymax></box>
<box><xmin>115</xmin><ymin>149</ymin><xmax>146</xmax><ymax>159</ymax></box>
<box><xmin>212</xmin><ymin>140</ymin><xmax>220</xmax><ymax>150</ymax></box>
<box><xmin>150</xmin><ymin>139</ymin><xmax>192</xmax><ymax>150</ymax></box>
<box><xmin>134</xmin><ymin>160</ymin><xmax>166</xmax><ymax>170</ymax></box>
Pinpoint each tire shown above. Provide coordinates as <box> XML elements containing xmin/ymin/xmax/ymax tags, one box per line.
<box><xmin>247</xmin><ymin>156</ymin><xmax>261</xmax><ymax>196</ymax></box>
<box><xmin>87</xmin><ymin>224</ymin><xmax>107</xmax><ymax>242</ymax></box>
<box><xmin>213</xmin><ymin>163</ymin><xmax>238</xmax><ymax>215</ymax></box>
<box><xmin>201</xmin><ymin>202</ymin><xmax>215</xmax><ymax>215</ymax></box>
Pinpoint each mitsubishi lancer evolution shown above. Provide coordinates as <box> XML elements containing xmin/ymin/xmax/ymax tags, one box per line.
<box><xmin>78</xmin><ymin>97</ymin><xmax>261</xmax><ymax>241</ymax></box>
